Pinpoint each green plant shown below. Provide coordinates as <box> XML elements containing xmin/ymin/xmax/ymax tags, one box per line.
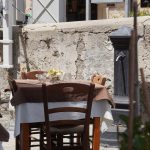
<box><xmin>138</xmin><ymin>9</ymin><xmax>150</xmax><ymax>16</ymax></box>
<box><xmin>130</xmin><ymin>9</ymin><xmax>150</xmax><ymax>17</ymax></box>
<box><xmin>47</xmin><ymin>69</ymin><xmax>63</xmax><ymax>76</ymax></box>
<box><xmin>119</xmin><ymin>115</ymin><xmax>150</xmax><ymax>150</ymax></box>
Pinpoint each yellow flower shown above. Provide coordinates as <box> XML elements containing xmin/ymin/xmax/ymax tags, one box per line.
<box><xmin>47</xmin><ymin>69</ymin><xmax>63</xmax><ymax>76</ymax></box>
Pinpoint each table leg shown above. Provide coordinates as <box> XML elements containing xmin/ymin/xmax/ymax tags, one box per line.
<box><xmin>15</xmin><ymin>135</ymin><xmax>20</xmax><ymax>150</ymax></box>
<box><xmin>93</xmin><ymin>117</ymin><xmax>100</xmax><ymax>150</ymax></box>
<box><xmin>20</xmin><ymin>123</ymin><xmax>30</xmax><ymax>150</ymax></box>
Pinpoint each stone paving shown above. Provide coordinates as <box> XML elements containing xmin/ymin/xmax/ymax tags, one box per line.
<box><xmin>1</xmin><ymin>127</ymin><xmax>120</xmax><ymax>150</ymax></box>
<box><xmin>0</xmin><ymin>106</ymin><xmax>120</xmax><ymax>150</ymax></box>
<box><xmin>1</xmin><ymin>123</ymin><xmax>119</xmax><ymax>150</ymax></box>
<box><xmin>1</xmin><ymin>122</ymin><xmax>120</xmax><ymax>150</ymax></box>
<box><xmin>2</xmin><ymin>138</ymin><xmax>119</xmax><ymax>150</ymax></box>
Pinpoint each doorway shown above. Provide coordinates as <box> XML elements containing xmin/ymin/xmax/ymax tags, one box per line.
<box><xmin>66</xmin><ymin>0</ymin><xmax>97</xmax><ymax>22</ymax></box>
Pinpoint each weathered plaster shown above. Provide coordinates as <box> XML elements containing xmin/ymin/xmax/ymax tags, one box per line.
<box><xmin>0</xmin><ymin>16</ymin><xmax>150</xmax><ymax>95</ymax></box>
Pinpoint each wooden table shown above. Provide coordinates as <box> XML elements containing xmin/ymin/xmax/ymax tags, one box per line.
<box><xmin>11</xmin><ymin>80</ymin><xmax>113</xmax><ymax>150</ymax></box>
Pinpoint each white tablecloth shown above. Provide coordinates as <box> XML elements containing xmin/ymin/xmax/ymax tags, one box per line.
<box><xmin>14</xmin><ymin>100</ymin><xmax>113</xmax><ymax>136</ymax></box>
<box><xmin>0</xmin><ymin>142</ymin><xmax>3</xmax><ymax>150</ymax></box>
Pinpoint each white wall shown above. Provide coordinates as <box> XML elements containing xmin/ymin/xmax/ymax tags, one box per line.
<box><xmin>11</xmin><ymin>17</ymin><xmax>150</xmax><ymax>94</ymax></box>
<box><xmin>59</xmin><ymin>0</ymin><xmax>66</xmax><ymax>22</ymax></box>
<box><xmin>16</xmin><ymin>0</ymin><xmax>25</xmax><ymax>22</ymax></box>
<box><xmin>32</xmin><ymin>0</ymin><xmax>66</xmax><ymax>23</ymax></box>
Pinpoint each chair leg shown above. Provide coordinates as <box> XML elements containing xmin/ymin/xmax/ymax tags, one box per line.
<box><xmin>77</xmin><ymin>133</ymin><xmax>81</xmax><ymax>146</ymax></box>
<box><xmin>69</xmin><ymin>133</ymin><xmax>74</xmax><ymax>146</ymax></box>
<box><xmin>40</xmin><ymin>125</ymin><xmax>46</xmax><ymax>150</ymax></box>
<box><xmin>57</xmin><ymin>134</ymin><xmax>63</xmax><ymax>149</ymax></box>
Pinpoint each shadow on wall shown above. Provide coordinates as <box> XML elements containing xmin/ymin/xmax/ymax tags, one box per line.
<box><xmin>19</xmin><ymin>26</ymin><xmax>41</xmax><ymax>72</ymax></box>
<box><xmin>8</xmin><ymin>26</ymin><xmax>40</xmax><ymax>78</ymax></box>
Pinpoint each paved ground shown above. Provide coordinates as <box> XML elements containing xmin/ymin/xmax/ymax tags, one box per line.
<box><xmin>2</xmin><ymin>139</ymin><xmax>119</xmax><ymax>150</ymax></box>
<box><xmin>0</xmin><ymin>107</ymin><xmax>120</xmax><ymax>150</ymax></box>
<box><xmin>0</xmin><ymin>112</ymin><xmax>120</xmax><ymax>150</ymax></box>
<box><xmin>1</xmin><ymin>130</ymin><xmax>119</xmax><ymax>150</ymax></box>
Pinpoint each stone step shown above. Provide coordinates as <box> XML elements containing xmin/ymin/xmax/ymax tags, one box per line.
<box><xmin>111</xmin><ymin>108</ymin><xmax>129</xmax><ymax>124</ymax></box>
<box><xmin>105</xmin><ymin>124</ymin><xmax>126</xmax><ymax>133</ymax></box>
<box><xmin>113</xmin><ymin>95</ymin><xmax>136</xmax><ymax>109</ymax></box>
<box><xmin>101</xmin><ymin>96</ymin><xmax>129</xmax><ymax>147</ymax></box>
<box><xmin>113</xmin><ymin>95</ymin><xmax>129</xmax><ymax>105</ymax></box>
<box><xmin>101</xmin><ymin>124</ymin><xmax>126</xmax><ymax>147</ymax></box>
<box><xmin>113</xmin><ymin>95</ymin><xmax>129</xmax><ymax>110</ymax></box>
<box><xmin>101</xmin><ymin>138</ymin><xmax>119</xmax><ymax>148</ymax></box>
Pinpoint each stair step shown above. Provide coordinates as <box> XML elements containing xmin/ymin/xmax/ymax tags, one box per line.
<box><xmin>101</xmin><ymin>138</ymin><xmax>119</xmax><ymax>147</ymax></box>
<box><xmin>101</xmin><ymin>124</ymin><xmax>126</xmax><ymax>147</ymax></box>
<box><xmin>105</xmin><ymin>124</ymin><xmax>126</xmax><ymax>132</ymax></box>
<box><xmin>113</xmin><ymin>95</ymin><xmax>129</xmax><ymax>104</ymax></box>
<box><xmin>101</xmin><ymin>96</ymin><xmax>129</xmax><ymax>147</ymax></box>
<box><xmin>111</xmin><ymin>108</ymin><xmax>129</xmax><ymax>124</ymax></box>
<box><xmin>111</xmin><ymin>108</ymin><xmax>129</xmax><ymax>112</ymax></box>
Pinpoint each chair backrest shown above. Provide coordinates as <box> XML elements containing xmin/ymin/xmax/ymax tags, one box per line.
<box><xmin>91</xmin><ymin>73</ymin><xmax>106</xmax><ymax>86</ymax></box>
<box><xmin>7</xmin><ymin>76</ymin><xmax>17</xmax><ymax>96</ymax></box>
<box><xmin>21</xmin><ymin>71</ymin><xmax>47</xmax><ymax>80</ymax></box>
<box><xmin>0</xmin><ymin>124</ymin><xmax>9</xmax><ymax>142</ymax></box>
<box><xmin>42</xmin><ymin>82</ymin><xmax>95</xmax><ymax>150</ymax></box>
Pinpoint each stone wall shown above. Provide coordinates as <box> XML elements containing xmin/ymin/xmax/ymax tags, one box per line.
<box><xmin>0</xmin><ymin>16</ymin><xmax>150</xmax><ymax>95</ymax></box>
<box><xmin>107</xmin><ymin>3</ymin><xmax>125</xmax><ymax>19</ymax></box>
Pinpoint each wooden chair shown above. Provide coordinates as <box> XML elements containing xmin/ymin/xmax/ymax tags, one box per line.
<box><xmin>7</xmin><ymin>77</ymin><xmax>20</xmax><ymax>150</ymax></box>
<box><xmin>20</xmin><ymin>71</ymin><xmax>48</xmax><ymax>148</ymax></box>
<box><xmin>7</xmin><ymin>76</ymin><xmax>18</xmax><ymax>95</ymax></box>
<box><xmin>74</xmin><ymin>74</ymin><xmax>106</xmax><ymax>149</ymax></box>
<box><xmin>0</xmin><ymin>124</ymin><xmax>9</xmax><ymax>142</ymax></box>
<box><xmin>91</xmin><ymin>73</ymin><xmax>106</xmax><ymax>86</ymax></box>
<box><xmin>42</xmin><ymin>82</ymin><xmax>95</xmax><ymax>150</ymax></box>
<box><xmin>21</xmin><ymin>70</ymin><xmax>47</xmax><ymax>80</ymax></box>
<box><xmin>7</xmin><ymin>76</ymin><xmax>43</xmax><ymax>149</ymax></box>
